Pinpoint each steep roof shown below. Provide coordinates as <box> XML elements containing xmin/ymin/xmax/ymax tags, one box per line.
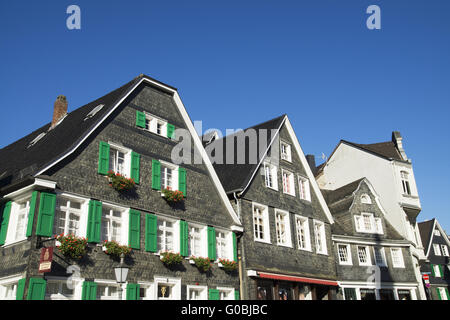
<box><xmin>211</xmin><ymin>114</ymin><xmax>286</xmax><ymax>193</ymax></box>
<box><xmin>418</xmin><ymin>219</ymin><xmax>435</xmax><ymax>256</ymax></box>
<box><xmin>343</xmin><ymin>140</ymin><xmax>404</xmax><ymax>162</ymax></box>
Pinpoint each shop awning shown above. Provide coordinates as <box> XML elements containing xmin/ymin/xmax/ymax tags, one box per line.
<box><xmin>257</xmin><ymin>271</ymin><xmax>339</xmax><ymax>287</ymax></box>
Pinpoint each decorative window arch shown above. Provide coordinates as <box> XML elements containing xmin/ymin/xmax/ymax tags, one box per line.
<box><xmin>360</xmin><ymin>194</ymin><xmax>372</xmax><ymax>204</ymax></box>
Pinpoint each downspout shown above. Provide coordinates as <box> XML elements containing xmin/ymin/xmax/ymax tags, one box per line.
<box><xmin>233</xmin><ymin>192</ymin><xmax>245</xmax><ymax>299</ymax></box>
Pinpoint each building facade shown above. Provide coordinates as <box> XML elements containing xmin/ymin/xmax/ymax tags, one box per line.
<box><xmin>209</xmin><ymin>115</ymin><xmax>339</xmax><ymax>300</ymax></box>
<box><xmin>322</xmin><ymin>178</ymin><xmax>419</xmax><ymax>300</ymax></box>
<box><xmin>418</xmin><ymin>219</ymin><xmax>450</xmax><ymax>300</ymax></box>
<box><xmin>0</xmin><ymin>75</ymin><xmax>242</xmax><ymax>300</ymax></box>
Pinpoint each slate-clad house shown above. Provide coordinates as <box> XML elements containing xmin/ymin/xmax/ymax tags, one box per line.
<box><xmin>208</xmin><ymin>115</ymin><xmax>339</xmax><ymax>300</ymax></box>
<box><xmin>0</xmin><ymin>74</ymin><xmax>242</xmax><ymax>300</ymax></box>
<box><xmin>418</xmin><ymin>219</ymin><xmax>450</xmax><ymax>300</ymax></box>
<box><xmin>321</xmin><ymin>178</ymin><xmax>420</xmax><ymax>300</ymax></box>
<box><xmin>316</xmin><ymin>132</ymin><xmax>427</xmax><ymax>299</ymax></box>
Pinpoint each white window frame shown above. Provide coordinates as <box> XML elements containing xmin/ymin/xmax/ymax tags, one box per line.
<box><xmin>438</xmin><ymin>287</ymin><xmax>449</xmax><ymax>300</ymax></box>
<box><xmin>95</xmin><ymin>280</ymin><xmax>122</xmax><ymax>300</ymax></box>
<box><xmin>263</xmin><ymin>162</ymin><xmax>278</xmax><ymax>191</ymax></box>
<box><xmin>100</xmin><ymin>202</ymin><xmax>128</xmax><ymax>246</ymax></box>
<box><xmin>298</xmin><ymin>176</ymin><xmax>311</xmax><ymax>201</ymax></box>
<box><xmin>45</xmin><ymin>278</ymin><xmax>77</xmax><ymax>300</ymax></box>
<box><xmin>357</xmin><ymin>246</ymin><xmax>372</xmax><ymax>266</ymax></box>
<box><xmin>216</xmin><ymin>228</ymin><xmax>233</xmax><ymax>261</ymax></box>
<box><xmin>157</xmin><ymin>216</ymin><xmax>179</xmax><ymax>254</ymax></box>
<box><xmin>154</xmin><ymin>277</ymin><xmax>181</xmax><ymax>300</ymax></box>
<box><xmin>53</xmin><ymin>196</ymin><xmax>88</xmax><ymax>237</ymax></box>
<box><xmin>295</xmin><ymin>215</ymin><xmax>311</xmax><ymax>251</ymax></box>
<box><xmin>441</xmin><ymin>245</ymin><xmax>449</xmax><ymax>257</ymax></box>
<box><xmin>0</xmin><ymin>275</ymin><xmax>22</xmax><ymax>300</ymax></box>
<box><xmin>144</xmin><ymin>113</ymin><xmax>168</xmax><ymax>138</ymax></box>
<box><xmin>280</xmin><ymin>141</ymin><xmax>292</xmax><ymax>162</ymax></box>
<box><xmin>434</xmin><ymin>229</ymin><xmax>441</xmax><ymax>237</ymax></box>
<box><xmin>354</xmin><ymin>213</ymin><xmax>381</xmax><ymax>234</ymax></box>
<box><xmin>360</xmin><ymin>194</ymin><xmax>372</xmax><ymax>204</ymax></box>
<box><xmin>217</xmin><ymin>287</ymin><xmax>235</xmax><ymax>300</ymax></box>
<box><xmin>433</xmin><ymin>244</ymin><xmax>442</xmax><ymax>256</ymax></box>
<box><xmin>337</xmin><ymin>243</ymin><xmax>352</xmax><ymax>265</ymax></box>
<box><xmin>282</xmin><ymin>169</ymin><xmax>295</xmax><ymax>196</ymax></box>
<box><xmin>4</xmin><ymin>193</ymin><xmax>32</xmax><ymax>246</ymax></box>
<box><xmin>374</xmin><ymin>218</ymin><xmax>383</xmax><ymax>235</ymax></box>
<box><xmin>313</xmin><ymin>220</ymin><xmax>327</xmax><ymax>255</ymax></box>
<box><xmin>188</xmin><ymin>223</ymin><xmax>207</xmax><ymax>258</ymax></box>
<box><xmin>390</xmin><ymin>248</ymin><xmax>405</xmax><ymax>268</ymax></box>
<box><xmin>433</xmin><ymin>264</ymin><xmax>442</xmax><ymax>278</ymax></box>
<box><xmin>108</xmin><ymin>142</ymin><xmax>132</xmax><ymax>177</ymax></box>
<box><xmin>373</xmin><ymin>247</ymin><xmax>387</xmax><ymax>267</ymax></box>
<box><xmin>274</xmin><ymin>209</ymin><xmax>292</xmax><ymax>248</ymax></box>
<box><xmin>400</xmin><ymin>171</ymin><xmax>411</xmax><ymax>196</ymax></box>
<box><xmin>136</xmin><ymin>281</ymin><xmax>154</xmax><ymax>300</ymax></box>
<box><xmin>252</xmin><ymin>203</ymin><xmax>271</xmax><ymax>244</ymax></box>
<box><xmin>160</xmin><ymin>160</ymin><xmax>179</xmax><ymax>191</ymax></box>
<box><xmin>187</xmin><ymin>285</ymin><xmax>208</xmax><ymax>300</ymax></box>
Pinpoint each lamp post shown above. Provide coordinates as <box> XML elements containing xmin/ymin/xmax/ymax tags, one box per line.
<box><xmin>114</xmin><ymin>253</ymin><xmax>129</xmax><ymax>300</ymax></box>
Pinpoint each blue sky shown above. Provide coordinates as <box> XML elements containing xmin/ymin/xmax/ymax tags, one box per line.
<box><xmin>0</xmin><ymin>1</ymin><xmax>449</xmax><ymax>233</ymax></box>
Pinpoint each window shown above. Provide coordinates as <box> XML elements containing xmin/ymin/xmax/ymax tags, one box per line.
<box><xmin>97</xmin><ymin>283</ymin><xmax>120</xmax><ymax>300</ymax></box>
<box><xmin>252</xmin><ymin>203</ymin><xmax>270</xmax><ymax>243</ymax></box>
<box><xmin>218</xmin><ymin>287</ymin><xmax>234</xmax><ymax>300</ymax></box>
<box><xmin>360</xmin><ymin>194</ymin><xmax>372</xmax><ymax>204</ymax></box>
<box><xmin>360</xmin><ymin>288</ymin><xmax>376</xmax><ymax>300</ymax></box>
<box><xmin>45</xmin><ymin>280</ymin><xmax>75</xmax><ymax>300</ymax></box>
<box><xmin>108</xmin><ymin>144</ymin><xmax>131</xmax><ymax>176</ymax></box>
<box><xmin>263</xmin><ymin>163</ymin><xmax>278</xmax><ymax>190</ymax></box>
<box><xmin>53</xmin><ymin>197</ymin><xmax>84</xmax><ymax>237</ymax></box>
<box><xmin>313</xmin><ymin>220</ymin><xmax>327</xmax><ymax>255</ymax></box>
<box><xmin>155</xmin><ymin>277</ymin><xmax>181</xmax><ymax>300</ymax></box>
<box><xmin>188</xmin><ymin>225</ymin><xmax>204</xmax><ymax>257</ymax></box>
<box><xmin>397</xmin><ymin>289</ymin><xmax>412</xmax><ymax>300</ymax></box>
<box><xmin>0</xmin><ymin>282</ymin><xmax>17</xmax><ymax>300</ymax></box>
<box><xmin>101</xmin><ymin>205</ymin><xmax>125</xmax><ymax>244</ymax></box>
<box><xmin>362</xmin><ymin>214</ymin><xmax>373</xmax><ymax>232</ymax></box>
<box><xmin>295</xmin><ymin>215</ymin><xmax>311</xmax><ymax>251</ymax></box>
<box><xmin>160</xmin><ymin>162</ymin><xmax>179</xmax><ymax>191</ymax></box>
<box><xmin>400</xmin><ymin>171</ymin><xmax>411</xmax><ymax>195</ymax></box>
<box><xmin>216</xmin><ymin>230</ymin><xmax>231</xmax><ymax>260</ymax></box>
<box><xmin>433</xmin><ymin>244</ymin><xmax>442</xmax><ymax>256</ymax></box>
<box><xmin>280</xmin><ymin>141</ymin><xmax>292</xmax><ymax>162</ymax></box>
<box><xmin>434</xmin><ymin>229</ymin><xmax>441</xmax><ymax>236</ymax></box>
<box><xmin>298</xmin><ymin>176</ymin><xmax>311</xmax><ymax>201</ymax></box>
<box><xmin>354</xmin><ymin>213</ymin><xmax>382</xmax><ymax>234</ymax></box>
<box><xmin>374</xmin><ymin>218</ymin><xmax>383</xmax><ymax>234</ymax></box>
<box><xmin>144</xmin><ymin>114</ymin><xmax>168</xmax><ymax>138</ymax></box>
<box><xmin>437</xmin><ymin>287</ymin><xmax>449</xmax><ymax>300</ymax></box>
<box><xmin>378</xmin><ymin>289</ymin><xmax>395</xmax><ymax>300</ymax></box>
<box><xmin>441</xmin><ymin>245</ymin><xmax>449</xmax><ymax>257</ymax></box>
<box><xmin>4</xmin><ymin>197</ymin><xmax>31</xmax><ymax>245</ymax></box>
<box><xmin>373</xmin><ymin>247</ymin><xmax>387</xmax><ymax>267</ymax></box>
<box><xmin>282</xmin><ymin>170</ymin><xmax>295</xmax><ymax>196</ymax></box>
<box><xmin>157</xmin><ymin>218</ymin><xmax>175</xmax><ymax>253</ymax></box>
<box><xmin>390</xmin><ymin>248</ymin><xmax>405</xmax><ymax>268</ymax></box>
<box><xmin>187</xmin><ymin>285</ymin><xmax>207</xmax><ymax>300</ymax></box>
<box><xmin>275</xmin><ymin>209</ymin><xmax>292</xmax><ymax>247</ymax></box>
<box><xmin>357</xmin><ymin>246</ymin><xmax>371</xmax><ymax>266</ymax></box>
<box><xmin>337</xmin><ymin>244</ymin><xmax>352</xmax><ymax>265</ymax></box>
<box><xmin>433</xmin><ymin>264</ymin><xmax>442</xmax><ymax>278</ymax></box>
<box><xmin>344</xmin><ymin>288</ymin><xmax>357</xmax><ymax>300</ymax></box>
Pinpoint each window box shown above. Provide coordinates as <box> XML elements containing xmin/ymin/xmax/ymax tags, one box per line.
<box><xmin>160</xmin><ymin>251</ymin><xmax>183</xmax><ymax>267</ymax></box>
<box><xmin>107</xmin><ymin>171</ymin><xmax>136</xmax><ymax>192</ymax></box>
<box><xmin>190</xmin><ymin>256</ymin><xmax>212</xmax><ymax>272</ymax></box>
<box><xmin>218</xmin><ymin>258</ymin><xmax>238</xmax><ymax>272</ymax></box>
<box><xmin>102</xmin><ymin>240</ymin><xmax>132</xmax><ymax>258</ymax></box>
<box><xmin>161</xmin><ymin>188</ymin><xmax>185</xmax><ymax>203</ymax></box>
<box><xmin>55</xmin><ymin>234</ymin><xmax>88</xmax><ymax>260</ymax></box>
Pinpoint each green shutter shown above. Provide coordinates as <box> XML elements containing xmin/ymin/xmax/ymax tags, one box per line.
<box><xmin>16</xmin><ymin>278</ymin><xmax>26</xmax><ymax>300</ymax></box>
<box><xmin>82</xmin><ymin>281</ymin><xmax>97</xmax><ymax>300</ymax></box>
<box><xmin>235</xmin><ymin>290</ymin><xmax>240</xmax><ymax>300</ymax></box>
<box><xmin>130</xmin><ymin>151</ymin><xmax>140</xmax><ymax>184</ymax></box>
<box><xmin>126</xmin><ymin>283</ymin><xmax>140</xmax><ymax>300</ymax></box>
<box><xmin>26</xmin><ymin>191</ymin><xmax>38</xmax><ymax>237</ymax></box>
<box><xmin>209</xmin><ymin>289</ymin><xmax>220</xmax><ymax>300</ymax></box>
<box><xmin>232</xmin><ymin>232</ymin><xmax>237</xmax><ymax>262</ymax></box>
<box><xmin>136</xmin><ymin>110</ymin><xmax>146</xmax><ymax>128</ymax></box>
<box><xmin>439</xmin><ymin>265</ymin><xmax>444</xmax><ymax>277</ymax></box>
<box><xmin>436</xmin><ymin>288</ymin><xmax>442</xmax><ymax>300</ymax></box>
<box><xmin>35</xmin><ymin>193</ymin><xmax>56</xmax><ymax>237</ymax></box>
<box><xmin>129</xmin><ymin>209</ymin><xmax>141</xmax><ymax>250</ymax></box>
<box><xmin>179</xmin><ymin>220</ymin><xmax>188</xmax><ymax>257</ymax></box>
<box><xmin>0</xmin><ymin>201</ymin><xmax>12</xmax><ymax>245</ymax></box>
<box><xmin>431</xmin><ymin>264</ymin><xmax>435</xmax><ymax>277</ymax></box>
<box><xmin>98</xmin><ymin>141</ymin><xmax>110</xmax><ymax>175</ymax></box>
<box><xmin>87</xmin><ymin>200</ymin><xmax>102</xmax><ymax>243</ymax></box>
<box><xmin>178</xmin><ymin>167</ymin><xmax>186</xmax><ymax>197</ymax></box>
<box><xmin>27</xmin><ymin>278</ymin><xmax>46</xmax><ymax>300</ymax></box>
<box><xmin>344</xmin><ymin>288</ymin><xmax>357</xmax><ymax>300</ymax></box>
<box><xmin>145</xmin><ymin>214</ymin><xmax>158</xmax><ymax>252</ymax></box>
<box><xmin>445</xmin><ymin>288</ymin><xmax>450</xmax><ymax>300</ymax></box>
<box><xmin>207</xmin><ymin>227</ymin><xmax>216</xmax><ymax>261</ymax></box>
<box><xmin>167</xmin><ymin>123</ymin><xmax>175</xmax><ymax>139</ymax></box>
<box><xmin>151</xmin><ymin>159</ymin><xmax>161</xmax><ymax>190</ymax></box>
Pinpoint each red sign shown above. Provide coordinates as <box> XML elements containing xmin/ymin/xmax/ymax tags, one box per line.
<box><xmin>38</xmin><ymin>247</ymin><xmax>53</xmax><ymax>273</ymax></box>
<box><xmin>422</xmin><ymin>274</ymin><xmax>429</xmax><ymax>281</ymax></box>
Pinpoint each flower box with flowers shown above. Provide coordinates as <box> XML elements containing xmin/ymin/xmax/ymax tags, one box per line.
<box><xmin>107</xmin><ymin>171</ymin><xmax>135</xmax><ymax>192</ymax></box>
<box><xmin>190</xmin><ymin>256</ymin><xmax>212</xmax><ymax>272</ymax></box>
<box><xmin>102</xmin><ymin>240</ymin><xmax>132</xmax><ymax>257</ymax></box>
<box><xmin>218</xmin><ymin>258</ymin><xmax>238</xmax><ymax>272</ymax></box>
<box><xmin>54</xmin><ymin>234</ymin><xmax>88</xmax><ymax>260</ymax></box>
<box><xmin>160</xmin><ymin>251</ymin><xmax>183</xmax><ymax>266</ymax></box>
<box><xmin>161</xmin><ymin>187</ymin><xmax>184</xmax><ymax>202</ymax></box>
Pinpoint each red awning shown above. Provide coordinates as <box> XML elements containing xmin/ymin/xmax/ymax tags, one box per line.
<box><xmin>257</xmin><ymin>271</ymin><xmax>339</xmax><ymax>286</ymax></box>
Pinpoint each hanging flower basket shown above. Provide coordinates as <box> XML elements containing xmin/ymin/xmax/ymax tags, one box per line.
<box><xmin>102</xmin><ymin>240</ymin><xmax>132</xmax><ymax>257</ymax></box>
<box><xmin>218</xmin><ymin>258</ymin><xmax>238</xmax><ymax>272</ymax></box>
<box><xmin>190</xmin><ymin>256</ymin><xmax>212</xmax><ymax>272</ymax></box>
<box><xmin>54</xmin><ymin>234</ymin><xmax>88</xmax><ymax>260</ymax></box>
<box><xmin>161</xmin><ymin>187</ymin><xmax>184</xmax><ymax>203</ymax></box>
<box><xmin>160</xmin><ymin>251</ymin><xmax>183</xmax><ymax>266</ymax></box>
<box><xmin>107</xmin><ymin>171</ymin><xmax>135</xmax><ymax>192</ymax></box>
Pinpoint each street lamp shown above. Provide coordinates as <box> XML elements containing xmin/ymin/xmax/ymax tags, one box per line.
<box><xmin>114</xmin><ymin>253</ymin><xmax>129</xmax><ymax>300</ymax></box>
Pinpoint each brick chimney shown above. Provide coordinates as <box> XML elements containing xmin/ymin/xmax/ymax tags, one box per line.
<box><xmin>50</xmin><ymin>95</ymin><xmax>68</xmax><ymax>129</ymax></box>
<box><xmin>306</xmin><ymin>154</ymin><xmax>317</xmax><ymax>176</ymax></box>
<box><xmin>392</xmin><ymin>131</ymin><xmax>408</xmax><ymax>161</ymax></box>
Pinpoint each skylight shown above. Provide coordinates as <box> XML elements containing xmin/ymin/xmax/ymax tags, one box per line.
<box><xmin>84</xmin><ymin>104</ymin><xmax>105</xmax><ymax>121</ymax></box>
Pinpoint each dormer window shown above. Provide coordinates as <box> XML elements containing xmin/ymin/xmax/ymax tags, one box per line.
<box><xmin>354</xmin><ymin>213</ymin><xmax>383</xmax><ymax>234</ymax></box>
<box><xmin>360</xmin><ymin>194</ymin><xmax>372</xmax><ymax>204</ymax></box>
<box><xmin>280</xmin><ymin>141</ymin><xmax>292</xmax><ymax>162</ymax></box>
<box><xmin>136</xmin><ymin>111</ymin><xmax>175</xmax><ymax>139</ymax></box>
<box><xmin>400</xmin><ymin>171</ymin><xmax>411</xmax><ymax>195</ymax></box>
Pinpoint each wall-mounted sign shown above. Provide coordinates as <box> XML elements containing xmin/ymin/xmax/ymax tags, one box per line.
<box><xmin>38</xmin><ymin>247</ymin><xmax>53</xmax><ymax>273</ymax></box>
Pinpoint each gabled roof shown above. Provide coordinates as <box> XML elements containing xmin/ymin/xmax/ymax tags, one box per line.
<box><xmin>418</xmin><ymin>219</ymin><xmax>450</xmax><ymax>257</ymax></box>
<box><xmin>211</xmin><ymin>115</ymin><xmax>286</xmax><ymax>193</ymax></box>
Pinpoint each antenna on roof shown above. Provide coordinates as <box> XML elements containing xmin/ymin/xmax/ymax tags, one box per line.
<box><xmin>321</xmin><ymin>152</ymin><xmax>327</xmax><ymax>161</ymax></box>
